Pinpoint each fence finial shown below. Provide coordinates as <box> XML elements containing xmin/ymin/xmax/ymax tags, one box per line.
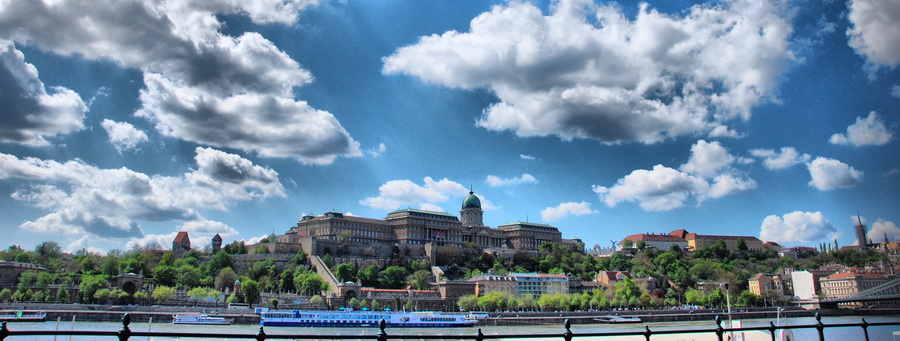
<box><xmin>256</xmin><ymin>326</ymin><xmax>266</xmax><ymax>341</ymax></box>
<box><xmin>117</xmin><ymin>313</ymin><xmax>132</xmax><ymax>341</ymax></box>
<box><xmin>714</xmin><ymin>315</ymin><xmax>724</xmax><ymax>341</ymax></box>
<box><xmin>378</xmin><ymin>319</ymin><xmax>388</xmax><ymax>341</ymax></box>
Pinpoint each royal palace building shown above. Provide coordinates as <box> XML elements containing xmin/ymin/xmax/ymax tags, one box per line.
<box><xmin>279</xmin><ymin>191</ymin><xmax>579</xmax><ymax>254</ymax></box>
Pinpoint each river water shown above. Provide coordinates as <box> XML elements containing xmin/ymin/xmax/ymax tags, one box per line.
<box><xmin>5</xmin><ymin>315</ymin><xmax>900</xmax><ymax>340</ymax></box>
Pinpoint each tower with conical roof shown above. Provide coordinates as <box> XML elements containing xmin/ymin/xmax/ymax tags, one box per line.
<box><xmin>855</xmin><ymin>212</ymin><xmax>867</xmax><ymax>250</ymax></box>
<box><xmin>211</xmin><ymin>234</ymin><xmax>222</xmax><ymax>253</ymax></box>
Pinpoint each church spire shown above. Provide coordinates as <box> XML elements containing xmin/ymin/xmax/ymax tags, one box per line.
<box><xmin>855</xmin><ymin>211</ymin><xmax>868</xmax><ymax>251</ymax></box>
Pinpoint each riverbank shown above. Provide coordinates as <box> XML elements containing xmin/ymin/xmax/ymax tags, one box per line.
<box><xmin>480</xmin><ymin>307</ymin><xmax>900</xmax><ymax>326</ymax></box>
<box><xmin>3</xmin><ymin>303</ymin><xmax>899</xmax><ymax>326</ymax></box>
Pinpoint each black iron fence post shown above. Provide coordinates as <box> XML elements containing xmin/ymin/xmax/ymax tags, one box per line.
<box><xmin>860</xmin><ymin>318</ymin><xmax>869</xmax><ymax>341</ymax></box>
<box><xmin>767</xmin><ymin>321</ymin><xmax>776</xmax><ymax>341</ymax></box>
<box><xmin>117</xmin><ymin>313</ymin><xmax>131</xmax><ymax>341</ymax></box>
<box><xmin>475</xmin><ymin>328</ymin><xmax>484</xmax><ymax>341</ymax></box>
<box><xmin>256</xmin><ymin>326</ymin><xmax>267</xmax><ymax>341</ymax></box>
<box><xmin>563</xmin><ymin>319</ymin><xmax>572</xmax><ymax>341</ymax></box>
<box><xmin>715</xmin><ymin>315</ymin><xmax>724</xmax><ymax>341</ymax></box>
<box><xmin>643</xmin><ymin>326</ymin><xmax>652</xmax><ymax>341</ymax></box>
<box><xmin>815</xmin><ymin>312</ymin><xmax>825</xmax><ymax>341</ymax></box>
<box><xmin>378</xmin><ymin>319</ymin><xmax>388</xmax><ymax>341</ymax></box>
<box><xmin>0</xmin><ymin>321</ymin><xmax>8</xmax><ymax>341</ymax></box>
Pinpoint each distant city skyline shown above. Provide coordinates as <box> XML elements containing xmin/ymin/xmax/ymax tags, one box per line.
<box><xmin>0</xmin><ymin>0</ymin><xmax>897</xmax><ymax>254</ymax></box>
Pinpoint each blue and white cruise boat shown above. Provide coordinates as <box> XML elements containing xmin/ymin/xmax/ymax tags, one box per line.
<box><xmin>260</xmin><ymin>310</ymin><xmax>476</xmax><ymax>328</ymax></box>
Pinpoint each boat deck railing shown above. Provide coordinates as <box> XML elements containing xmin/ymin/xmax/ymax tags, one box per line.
<box><xmin>1</xmin><ymin>312</ymin><xmax>898</xmax><ymax>340</ymax></box>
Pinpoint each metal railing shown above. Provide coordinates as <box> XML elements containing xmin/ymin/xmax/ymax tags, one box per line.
<box><xmin>1</xmin><ymin>312</ymin><xmax>898</xmax><ymax>341</ymax></box>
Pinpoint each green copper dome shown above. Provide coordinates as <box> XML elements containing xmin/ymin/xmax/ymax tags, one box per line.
<box><xmin>462</xmin><ymin>191</ymin><xmax>481</xmax><ymax>209</ymax></box>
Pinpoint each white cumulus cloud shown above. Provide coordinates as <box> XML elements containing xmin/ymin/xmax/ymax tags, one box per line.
<box><xmin>760</xmin><ymin>211</ymin><xmax>838</xmax><ymax>244</ymax></box>
<box><xmin>486</xmin><ymin>173</ymin><xmax>538</xmax><ymax>187</ymax></box>
<box><xmin>0</xmin><ymin>0</ymin><xmax>360</xmax><ymax>164</ymax></box>
<box><xmin>847</xmin><ymin>0</ymin><xmax>900</xmax><ymax>70</ymax></box>
<box><xmin>829</xmin><ymin>111</ymin><xmax>892</xmax><ymax>146</ymax></box>
<box><xmin>868</xmin><ymin>219</ymin><xmax>900</xmax><ymax>244</ymax></box>
<box><xmin>0</xmin><ymin>40</ymin><xmax>86</xmax><ymax>146</ymax></box>
<box><xmin>0</xmin><ymin>147</ymin><xmax>284</xmax><ymax>240</ymax></box>
<box><xmin>383</xmin><ymin>0</ymin><xmax>794</xmax><ymax>144</ymax></box>
<box><xmin>750</xmin><ymin>147</ymin><xmax>810</xmax><ymax>169</ymax></box>
<box><xmin>807</xmin><ymin>157</ymin><xmax>863</xmax><ymax>190</ymax></box>
<box><xmin>101</xmin><ymin>119</ymin><xmax>149</xmax><ymax>153</ymax></box>
<box><xmin>360</xmin><ymin>177</ymin><xmax>469</xmax><ymax>210</ymax></box>
<box><xmin>594</xmin><ymin>140</ymin><xmax>755</xmax><ymax>211</ymax></box>
<box><xmin>541</xmin><ymin>202</ymin><xmax>597</xmax><ymax>222</ymax></box>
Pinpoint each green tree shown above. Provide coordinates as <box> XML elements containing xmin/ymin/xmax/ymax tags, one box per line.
<box><xmin>309</xmin><ymin>295</ymin><xmax>324</xmax><ymax>306</ymax></box>
<box><xmin>133</xmin><ymin>291</ymin><xmax>149</xmax><ymax>305</ymax></box>
<box><xmin>214</xmin><ymin>267</ymin><xmax>238</xmax><ymax>293</ymax></box>
<box><xmin>291</xmin><ymin>249</ymin><xmax>308</xmax><ymax>265</ymax></box>
<box><xmin>119</xmin><ymin>252</ymin><xmax>148</xmax><ymax>274</ymax></box>
<box><xmin>357</xmin><ymin>265</ymin><xmax>379</xmax><ymax>287</ymax></box>
<box><xmin>176</xmin><ymin>265</ymin><xmax>202</xmax><ymax>288</ymax></box>
<box><xmin>152</xmin><ymin>286</ymin><xmax>177</xmax><ymax>304</ymax></box>
<box><xmin>685</xmin><ymin>288</ymin><xmax>703</xmax><ymax>305</ymax></box>
<box><xmin>242</xmin><ymin>279</ymin><xmax>260</xmax><ymax>306</ymax></box>
<box><xmin>207</xmin><ymin>251</ymin><xmax>234</xmax><ymax>277</ymax></box>
<box><xmin>614</xmin><ymin>277</ymin><xmax>641</xmax><ymax>307</ymax></box>
<box><xmin>378</xmin><ymin>266</ymin><xmax>408</xmax><ymax>289</ymax></box>
<box><xmin>101</xmin><ymin>257</ymin><xmax>119</xmax><ymax>277</ymax></box>
<box><xmin>411</xmin><ymin>270</ymin><xmax>432</xmax><ymax>290</ymax></box>
<box><xmin>280</xmin><ymin>268</ymin><xmax>296</xmax><ymax>293</ymax></box>
<box><xmin>333</xmin><ymin>262</ymin><xmax>357</xmax><ymax>283</ymax></box>
<box><xmin>79</xmin><ymin>276</ymin><xmax>109</xmax><ymax>303</ymax></box>
<box><xmin>250</xmin><ymin>258</ymin><xmax>277</xmax><ymax>281</ymax></box>
<box><xmin>300</xmin><ymin>275</ymin><xmax>325</xmax><ymax>296</ymax></box>
<box><xmin>0</xmin><ymin>288</ymin><xmax>12</xmax><ymax>302</ymax></box>
<box><xmin>736</xmin><ymin>238</ymin><xmax>748</xmax><ymax>251</ymax></box>
<box><xmin>371</xmin><ymin>300</ymin><xmax>381</xmax><ymax>311</ymax></box>
<box><xmin>159</xmin><ymin>252</ymin><xmax>175</xmax><ymax>267</ymax></box>
<box><xmin>349</xmin><ymin>297</ymin><xmax>360</xmax><ymax>309</ymax></box>
<box><xmin>153</xmin><ymin>265</ymin><xmax>177</xmax><ymax>287</ymax></box>
<box><xmin>187</xmin><ymin>287</ymin><xmax>209</xmax><ymax>300</ymax></box>
<box><xmin>94</xmin><ymin>288</ymin><xmax>112</xmax><ymax>304</ymax></box>
<box><xmin>56</xmin><ymin>287</ymin><xmax>70</xmax><ymax>303</ymax></box>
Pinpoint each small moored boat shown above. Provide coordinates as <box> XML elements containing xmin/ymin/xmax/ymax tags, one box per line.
<box><xmin>172</xmin><ymin>313</ymin><xmax>232</xmax><ymax>325</ymax></box>
<box><xmin>0</xmin><ymin>310</ymin><xmax>46</xmax><ymax>322</ymax></box>
<box><xmin>593</xmin><ymin>315</ymin><xmax>642</xmax><ymax>324</ymax></box>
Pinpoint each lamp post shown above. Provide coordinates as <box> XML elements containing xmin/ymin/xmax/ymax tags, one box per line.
<box><xmin>699</xmin><ymin>282</ymin><xmax>732</xmax><ymax>338</ymax></box>
<box><xmin>719</xmin><ymin>282</ymin><xmax>733</xmax><ymax>340</ymax></box>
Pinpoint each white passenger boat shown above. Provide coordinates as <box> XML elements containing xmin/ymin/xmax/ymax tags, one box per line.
<box><xmin>172</xmin><ymin>313</ymin><xmax>232</xmax><ymax>325</ymax></box>
<box><xmin>260</xmin><ymin>310</ymin><xmax>476</xmax><ymax>327</ymax></box>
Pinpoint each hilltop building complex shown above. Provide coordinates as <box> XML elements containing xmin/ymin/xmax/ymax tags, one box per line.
<box><xmin>619</xmin><ymin>229</ymin><xmax>764</xmax><ymax>252</ymax></box>
<box><xmin>276</xmin><ymin>191</ymin><xmax>580</xmax><ymax>258</ymax></box>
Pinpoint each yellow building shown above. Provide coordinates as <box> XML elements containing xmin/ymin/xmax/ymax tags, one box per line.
<box><xmin>668</xmin><ymin>229</ymin><xmax>764</xmax><ymax>252</ymax></box>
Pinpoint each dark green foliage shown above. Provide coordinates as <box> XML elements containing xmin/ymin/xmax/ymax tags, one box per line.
<box><xmin>378</xmin><ymin>266</ymin><xmax>408</xmax><ymax>289</ymax></box>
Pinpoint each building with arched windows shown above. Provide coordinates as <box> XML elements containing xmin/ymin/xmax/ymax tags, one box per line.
<box><xmin>278</xmin><ymin>191</ymin><xmax>580</xmax><ymax>256</ymax></box>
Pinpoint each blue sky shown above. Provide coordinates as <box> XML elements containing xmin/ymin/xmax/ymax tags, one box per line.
<box><xmin>0</xmin><ymin>0</ymin><xmax>898</xmax><ymax>254</ymax></box>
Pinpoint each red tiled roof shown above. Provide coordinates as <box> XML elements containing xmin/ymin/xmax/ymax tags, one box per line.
<box><xmin>174</xmin><ymin>231</ymin><xmax>189</xmax><ymax>243</ymax></box>
<box><xmin>826</xmin><ymin>272</ymin><xmax>890</xmax><ymax>280</ymax></box>
<box><xmin>619</xmin><ymin>233</ymin><xmax>685</xmax><ymax>244</ymax></box>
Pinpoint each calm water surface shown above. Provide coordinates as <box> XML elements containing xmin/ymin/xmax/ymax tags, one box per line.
<box><xmin>4</xmin><ymin>315</ymin><xmax>900</xmax><ymax>340</ymax></box>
